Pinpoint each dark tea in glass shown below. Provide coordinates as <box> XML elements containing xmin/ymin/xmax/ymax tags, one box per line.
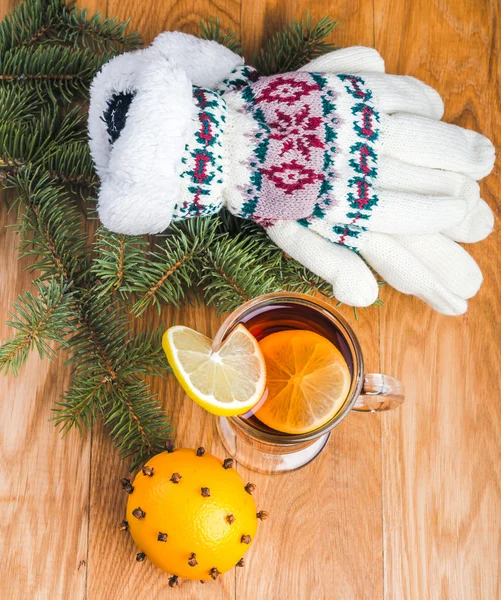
<box><xmin>237</xmin><ymin>301</ymin><xmax>354</xmax><ymax>435</ymax></box>
<box><xmin>215</xmin><ymin>292</ymin><xmax>403</xmax><ymax>473</ymax></box>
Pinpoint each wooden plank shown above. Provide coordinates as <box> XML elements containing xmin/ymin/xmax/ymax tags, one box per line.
<box><xmin>107</xmin><ymin>0</ymin><xmax>240</xmax><ymax>44</ymax></box>
<box><xmin>3</xmin><ymin>0</ymin><xmax>499</xmax><ymax>598</ymax></box>
<box><xmin>236</xmin><ymin>3</ymin><xmax>383</xmax><ymax>599</ymax></box>
<box><xmin>0</xmin><ymin>0</ymin><xmax>91</xmax><ymax>587</ymax></box>
<box><xmin>84</xmin><ymin>1</ymin><xmax>240</xmax><ymax>596</ymax></box>
<box><xmin>86</xmin><ymin>2</ymin><xmax>383</xmax><ymax>597</ymax></box>
<box><xmin>84</xmin><ymin>1</ymin><xmax>239</xmax><ymax>596</ymax></box>
<box><xmin>0</xmin><ymin>199</ymin><xmax>90</xmax><ymax>598</ymax></box>
<box><xmin>229</xmin><ymin>311</ymin><xmax>382</xmax><ymax>600</ymax></box>
<box><xmin>375</xmin><ymin>0</ymin><xmax>501</xmax><ymax>598</ymax></box>
<box><xmin>0</xmin><ymin>2</ymin><xmax>110</xmax><ymax>599</ymax></box>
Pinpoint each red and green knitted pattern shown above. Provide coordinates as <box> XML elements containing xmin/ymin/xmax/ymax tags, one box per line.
<box><xmin>233</xmin><ymin>72</ymin><xmax>340</xmax><ymax>223</ymax></box>
<box><xmin>302</xmin><ymin>73</ymin><xmax>380</xmax><ymax>252</ymax></box>
<box><xmin>174</xmin><ymin>68</ymin><xmax>381</xmax><ymax>255</ymax></box>
<box><xmin>174</xmin><ymin>87</ymin><xmax>226</xmax><ymax>220</ymax></box>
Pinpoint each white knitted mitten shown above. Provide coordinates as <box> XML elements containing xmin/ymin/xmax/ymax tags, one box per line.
<box><xmin>221</xmin><ymin>48</ymin><xmax>494</xmax><ymax>315</ymax></box>
<box><xmin>88</xmin><ymin>36</ymin><xmax>495</xmax><ymax>315</ymax></box>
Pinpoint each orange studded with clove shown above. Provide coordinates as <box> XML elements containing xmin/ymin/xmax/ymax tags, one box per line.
<box><xmin>123</xmin><ymin>447</ymin><xmax>265</xmax><ymax>581</ymax></box>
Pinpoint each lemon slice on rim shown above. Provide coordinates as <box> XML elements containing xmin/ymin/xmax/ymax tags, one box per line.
<box><xmin>162</xmin><ymin>324</ymin><xmax>266</xmax><ymax>416</ymax></box>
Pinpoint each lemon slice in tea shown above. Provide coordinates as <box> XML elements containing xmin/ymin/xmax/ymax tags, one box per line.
<box><xmin>162</xmin><ymin>324</ymin><xmax>266</xmax><ymax>416</ymax></box>
<box><xmin>255</xmin><ymin>329</ymin><xmax>351</xmax><ymax>434</ymax></box>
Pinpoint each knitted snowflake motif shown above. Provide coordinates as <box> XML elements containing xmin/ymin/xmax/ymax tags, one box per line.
<box><xmin>236</xmin><ymin>72</ymin><xmax>339</xmax><ymax>222</ymax></box>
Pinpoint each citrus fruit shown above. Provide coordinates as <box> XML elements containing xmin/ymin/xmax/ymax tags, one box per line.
<box><xmin>123</xmin><ymin>448</ymin><xmax>266</xmax><ymax>582</ymax></box>
<box><xmin>162</xmin><ymin>324</ymin><xmax>266</xmax><ymax>416</ymax></box>
<box><xmin>255</xmin><ymin>329</ymin><xmax>351</xmax><ymax>434</ymax></box>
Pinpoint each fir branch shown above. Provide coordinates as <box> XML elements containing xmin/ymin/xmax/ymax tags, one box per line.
<box><xmin>103</xmin><ymin>378</ymin><xmax>171</xmax><ymax>468</ymax></box>
<box><xmin>201</xmin><ymin>230</ymin><xmax>282</xmax><ymax>313</ymax></box>
<box><xmin>0</xmin><ymin>105</ymin><xmax>89</xmax><ymax>178</ymax></box>
<box><xmin>0</xmin><ymin>87</ymin><xmax>39</xmax><ymax>123</ymax></box>
<box><xmin>57</xmin><ymin>6</ymin><xmax>142</xmax><ymax>52</ymax></box>
<box><xmin>3</xmin><ymin>170</ymin><xmax>170</xmax><ymax>467</ymax></box>
<box><xmin>53</xmin><ymin>372</ymin><xmax>101</xmax><ymax>433</ymax></box>
<box><xmin>0</xmin><ymin>93</ymin><xmax>98</xmax><ymax>189</ymax></box>
<box><xmin>0</xmin><ymin>0</ymin><xmax>172</xmax><ymax>469</ymax></box>
<box><xmin>54</xmin><ymin>372</ymin><xmax>172</xmax><ymax>468</ymax></box>
<box><xmin>0</xmin><ymin>0</ymin><xmax>141</xmax><ymax>53</ymax></box>
<box><xmin>0</xmin><ymin>45</ymin><xmax>111</xmax><ymax>102</ymax></box>
<box><xmin>0</xmin><ymin>278</ymin><xmax>75</xmax><ymax>375</ymax></box>
<box><xmin>45</xmin><ymin>141</ymin><xmax>99</xmax><ymax>188</ymax></box>
<box><xmin>130</xmin><ymin>232</ymin><xmax>199</xmax><ymax>316</ymax></box>
<box><xmin>253</xmin><ymin>13</ymin><xmax>337</xmax><ymax>74</ymax></box>
<box><xmin>57</xmin><ymin>293</ymin><xmax>172</xmax><ymax>467</ymax></box>
<box><xmin>67</xmin><ymin>293</ymin><xmax>124</xmax><ymax>380</ymax></box>
<box><xmin>126</xmin><ymin>218</ymin><xmax>221</xmax><ymax>316</ymax></box>
<box><xmin>0</xmin><ymin>0</ymin><xmax>63</xmax><ymax>51</ymax></box>
<box><xmin>199</xmin><ymin>16</ymin><xmax>242</xmax><ymax>54</ymax></box>
<box><xmin>92</xmin><ymin>228</ymin><xmax>149</xmax><ymax>298</ymax></box>
<box><xmin>119</xmin><ymin>328</ymin><xmax>170</xmax><ymax>378</ymax></box>
<box><xmin>12</xmin><ymin>173</ymin><xmax>90</xmax><ymax>283</ymax></box>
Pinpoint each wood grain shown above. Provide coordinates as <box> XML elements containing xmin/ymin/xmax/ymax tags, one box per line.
<box><xmin>375</xmin><ymin>1</ymin><xmax>501</xmax><ymax>598</ymax></box>
<box><xmin>87</xmin><ymin>305</ymin><xmax>237</xmax><ymax>600</ymax></box>
<box><xmin>107</xmin><ymin>0</ymin><xmax>240</xmax><ymax>44</ymax></box>
<box><xmin>0</xmin><ymin>201</ymin><xmax>91</xmax><ymax>599</ymax></box>
<box><xmin>0</xmin><ymin>0</ymin><xmax>500</xmax><ymax>599</ymax></box>
<box><xmin>0</xmin><ymin>1</ymin><xmax>98</xmax><ymax>596</ymax></box>
<box><xmin>0</xmin><ymin>144</ymin><xmax>90</xmax><ymax>597</ymax></box>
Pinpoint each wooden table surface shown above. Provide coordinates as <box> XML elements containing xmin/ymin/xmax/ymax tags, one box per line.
<box><xmin>1</xmin><ymin>0</ymin><xmax>500</xmax><ymax>598</ymax></box>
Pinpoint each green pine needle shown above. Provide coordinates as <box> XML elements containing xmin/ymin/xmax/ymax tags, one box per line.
<box><xmin>199</xmin><ymin>16</ymin><xmax>242</xmax><ymax>55</ymax></box>
<box><xmin>92</xmin><ymin>228</ymin><xmax>149</xmax><ymax>298</ymax></box>
<box><xmin>201</xmin><ymin>228</ymin><xmax>281</xmax><ymax>313</ymax></box>
<box><xmin>129</xmin><ymin>229</ymin><xmax>200</xmax><ymax>316</ymax></box>
<box><xmin>12</xmin><ymin>172</ymin><xmax>90</xmax><ymax>284</ymax></box>
<box><xmin>254</xmin><ymin>13</ymin><xmax>337</xmax><ymax>74</ymax></box>
<box><xmin>0</xmin><ymin>278</ymin><xmax>75</xmax><ymax>375</ymax></box>
<box><xmin>57</xmin><ymin>6</ymin><xmax>142</xmax><ymax>52</ymax></box>
<box><xmin>0</xmin><ymin>0</ymin><xmax>63</xmax><ymax>51</ymax></box>
<box><xmin>0</xmin><ymin>45</ymin><xmax>111</xmax><ymax>102</ymax></box>
<box><xmin>0</xmin><ymin>0</ymin><xmax>141</xmax><ymax>52</ymax></box>
<box><xmin>0</xmin><ymin>0</ymin><xmax>172</xmax><ymax>468</ymax></box>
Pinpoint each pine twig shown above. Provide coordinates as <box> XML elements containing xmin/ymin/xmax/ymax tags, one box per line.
<box><xmin>57</xmin><ymin>6</ymin><xmax>142</xmax><ymax>51</ymax></box>
<box><xmin>0</xmin><ymin>45</ymin><xmax>111</xmax><ymax>102</ymax></box>
<box><xmin>0</xmin><ymin>0</ymin><xmax>141</xmax><ymax>52</ymax></box>
<box><xmin>0</xmin><ymin>279</ymin><xmax>75</xmax><ymax>375</ymax></box>
<box><xmin>201</xmin><ymin>228</ymin><xmax>282</xmax><ymax>314</ymax></box>
<box><xmin>253</xmin><ymin>13</ymin><xmax>337</xmax><ymax>74</ymax></box>
<box><xmin>92</xmin><ymin>228</ymin><xmax>149</xmax><ymax>298</ymax></box>
<box><xmin>129</xmin><ymin>235</ymin><xmax>199</xmax><ymax>316</ymax></box>
<box><xmin>199</xmin><ymin>16</ymin><xmax>242</xmax><ymax>54</ymax></box>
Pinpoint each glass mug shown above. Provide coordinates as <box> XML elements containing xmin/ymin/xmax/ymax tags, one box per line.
<box><xmin>214</xmin><ymin>292</ymin><xmax>404</xmax><ymax>474</ymax></box>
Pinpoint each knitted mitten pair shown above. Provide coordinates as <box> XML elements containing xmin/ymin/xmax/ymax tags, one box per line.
<box><xmin>89</xmin><ymin>33</ymin><xmax>495</xmax><ymax>315</ymax></box>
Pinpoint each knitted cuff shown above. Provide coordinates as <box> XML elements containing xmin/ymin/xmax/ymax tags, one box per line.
<box><xmin>173</xmin><ymin>87</ymin><xmax>227</xmax><ymax>221</ymax></box>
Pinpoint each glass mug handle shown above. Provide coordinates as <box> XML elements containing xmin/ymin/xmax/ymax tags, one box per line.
<box><xmin>353</xmin><ymin>374</ymin><xmax>405</xmax><ymax>412</ymax></box>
